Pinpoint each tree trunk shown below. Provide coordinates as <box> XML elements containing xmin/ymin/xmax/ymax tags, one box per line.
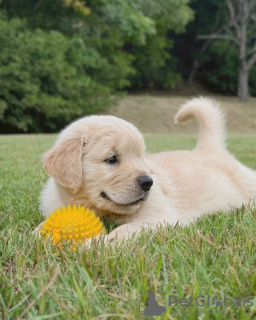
<box><xmin>238</xmin><ymin>66</ymin><xmax>250</xmax><ymax>102</ymax></box>
<box><xmin>188</xmin><ymin>60</ymin><xmax>199</xmax><ymax>85</ymax></box>
<box><xmin>188</xmin><ymin>38</ymin><xmax>214</xmax><ymax>84</ymax></box>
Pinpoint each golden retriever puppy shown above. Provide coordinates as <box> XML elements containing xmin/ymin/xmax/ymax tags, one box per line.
<box><xmin>40</xmin><ymin>97</ymin><xmax>256</xmax><ymax>240</ymax></box>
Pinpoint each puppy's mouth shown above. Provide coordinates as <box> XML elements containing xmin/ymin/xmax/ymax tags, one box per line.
<box><xmin>100</xmin><ymin>192</ymin><xmax>145</xmax><ymax>206</ymax></box>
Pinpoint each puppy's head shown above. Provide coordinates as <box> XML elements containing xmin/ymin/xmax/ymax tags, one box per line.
<box><xmin>43</xmin><ymin>116</ymin><xmax>153</xmax><ymax>216</ymax></box>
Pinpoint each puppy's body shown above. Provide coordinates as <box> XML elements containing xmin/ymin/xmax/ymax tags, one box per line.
<box><xmin>40</xmin><ymin>98</ymin><xmax>256</xmax><ymax>239</ymax></box>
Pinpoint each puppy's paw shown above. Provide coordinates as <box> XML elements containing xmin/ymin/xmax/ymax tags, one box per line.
<box><xmin>32</xmin><ymin>221</ymin><xmax>45</xmax><ymax>235</ymax></box>
<box><xmin>104</xmin><ymin>224</ymin><xmax>142</xmax><ymax>245</ymax></box>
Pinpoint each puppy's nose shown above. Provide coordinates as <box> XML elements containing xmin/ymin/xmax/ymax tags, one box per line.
<box><xmin>138</xmin><ymin>176</ymin><xmax>153</xmax><ymax>192</ymax></box>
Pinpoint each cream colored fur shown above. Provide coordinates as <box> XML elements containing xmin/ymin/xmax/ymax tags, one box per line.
<box><xmin>39</xmin><ymin>97</ymin><xmax>256</xmax><ymax>240</ymax></box>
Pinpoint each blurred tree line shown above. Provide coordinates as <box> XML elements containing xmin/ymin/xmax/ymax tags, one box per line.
<box><xmin>0</xmin><ymin>0</ymin><xmax>255</xmax><ymax>133</ymax></box>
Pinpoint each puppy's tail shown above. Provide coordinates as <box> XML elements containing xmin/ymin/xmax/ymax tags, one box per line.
<box><xmin>175</xmin><ymin>97</ymin><xmax>226</xmax><ymax>150</ymax></box>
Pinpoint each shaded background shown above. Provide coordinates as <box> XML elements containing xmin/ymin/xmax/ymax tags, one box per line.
<box><xmin>0</xmin><ymin>0</ymin><xmax>256</xmax><ymax>133</ymax></box>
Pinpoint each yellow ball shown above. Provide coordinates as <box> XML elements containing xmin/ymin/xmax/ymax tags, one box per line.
<box><xmin>40</xmin><ymin>205</ymin><xmax>105</xmax><ymax>246</ymax></box>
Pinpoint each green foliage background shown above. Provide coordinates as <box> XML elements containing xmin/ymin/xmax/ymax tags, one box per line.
<box><xmin>0</xmin><ymin>16</ymin><xmax>113</xmax><ymax>132</ymax></box>
<box><xmin>0</xmin><ymin>0</ymin><xmax>256</xmax><ymax>133</ymax></box>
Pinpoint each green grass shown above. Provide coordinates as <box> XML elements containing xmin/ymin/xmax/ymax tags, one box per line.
<box><xmin>1</xmin><ymin>134</ymin><xmax>256</xmax><ymax>320</ymax></box>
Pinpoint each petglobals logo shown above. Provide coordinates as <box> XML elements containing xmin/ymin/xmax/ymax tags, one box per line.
<box><xmin>135</xmin><ymin>292</ymin><xmax>165</xmax><ymax>318</ymax></box>
<box><xmin>135</xmin><ymin>292</ymin><xmax>255</xmax><ymax>318</ymax></box>
<box><xmin>169</xmin><ymin>295</ymin><xmax>254</xmax><ymax>307</ymax></box>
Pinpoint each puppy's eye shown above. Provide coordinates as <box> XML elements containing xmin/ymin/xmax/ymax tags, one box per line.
<box><xmin>105</xmin><ymin>156</ymin><xmax>118</xmax><ymax>164</ymax></box>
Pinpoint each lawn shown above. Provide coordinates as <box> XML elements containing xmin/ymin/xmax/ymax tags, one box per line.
<box><xmin>1</xmin><ymin>132</ymin><xmax>256</xmax><ymax>320</ymax></box>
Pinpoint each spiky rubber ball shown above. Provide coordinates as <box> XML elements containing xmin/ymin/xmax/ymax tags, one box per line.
<box><xmin>40</xmin><ymin>205</ymin><xmax>105</xmax><ymax>246</ymax></box>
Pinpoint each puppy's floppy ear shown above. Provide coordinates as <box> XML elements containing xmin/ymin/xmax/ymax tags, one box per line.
<box><xmin>43</xmin><ymin>137</ymin><xmax>85</xmax><ymax>189</ymax></box>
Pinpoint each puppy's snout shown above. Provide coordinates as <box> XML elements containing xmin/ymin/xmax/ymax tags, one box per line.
<box><xmin>138</xmin><ymin>176</ymin><xmax>153</xmax><ymax>192</ymax></box>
